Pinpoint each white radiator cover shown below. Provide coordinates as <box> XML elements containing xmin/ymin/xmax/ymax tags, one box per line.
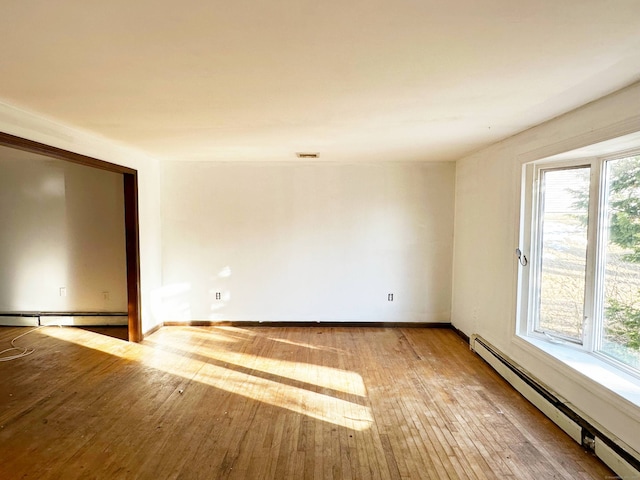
<box><xmin>0</xmin><ymin>316</ymin><xmax>39</xmax><ymax>327</ymax></box>
<box><xmin>39</xmin><ymin>315</ymin><xmax>128</xmax><ymax>326</ymax></box>
<box><xmin>0</xmin><ymin>314</ymin><xmax>127</xmax><ymax>327</ymax></box>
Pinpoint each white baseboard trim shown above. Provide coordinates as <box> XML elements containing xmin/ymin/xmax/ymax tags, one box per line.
<box><xmin>0</xmin><ymin>312</ymin><xmax>128</xmax><ymax>327</ymax></box>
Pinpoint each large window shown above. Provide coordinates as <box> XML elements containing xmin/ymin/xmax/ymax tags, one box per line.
<box><xmin>519</xmin><ymin>153</ymin><xmax>640</xmax><ymax>374</ymax></box>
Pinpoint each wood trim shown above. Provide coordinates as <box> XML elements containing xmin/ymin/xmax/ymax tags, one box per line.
<box><xmin>450</xmin><ymin>324</ymin><xmax>470</xmax><ymax>343</ymax></box>
<box><xmin>162</xmin><ymin>321</ymin><xmax>453</xmax><ymax>328</ymax></box>
<box><xmin>0</xmin><ymin>132</ymin><xmax>143</xmax><ymax>342</ymax></box>
<box><xmin>0</xmin><ymin>131</ymin><xmax>137</xmax><ymax>175</ymax></box>
<box><xmin>142</xmin><ymin>322</ymin><xmax>163</xmax><ymax>337</ymax></box>
<box><xmin>124</xmin><ymin>173</ymin><xmax>142</xmax><ymax>342</ymax></box>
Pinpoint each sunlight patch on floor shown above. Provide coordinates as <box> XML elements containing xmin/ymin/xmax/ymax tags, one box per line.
<box><xmin>40</xmin><ymin>326</ymin><xmax>373</xmax><ymax>431</ymax></box>
<box><xmin>174</xmin><ymin>341</ymin><xmax>367</xmax><ymax>397</ymax></box>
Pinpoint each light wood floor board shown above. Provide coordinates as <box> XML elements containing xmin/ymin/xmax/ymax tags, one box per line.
<box><xmin>0</xmin><ymin>325</ymin><xmax>614</xmax><ymax>479</ymax></box>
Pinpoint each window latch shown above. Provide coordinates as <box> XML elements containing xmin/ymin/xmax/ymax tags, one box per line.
<box><xmin>515</xmin><ymin>248</ymin><xmax>528</xmax><ymax>266</ymax></box>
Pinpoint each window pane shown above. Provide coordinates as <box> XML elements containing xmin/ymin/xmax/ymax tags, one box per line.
<box><xmin>537</xmin><ymin>167</ymin><xmax>590</xmax><ymax>341</ymax></box>
<box><xmin>600</xmin><ymin>156</ymin><xmax>640</xmax><ymax>370</ymax></box>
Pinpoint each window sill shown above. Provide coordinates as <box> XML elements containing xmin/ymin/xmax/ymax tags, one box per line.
<box><xmin>513</xmin><ymin>334</ymin><xmax>640</xmax><ymax>418</ymax></box>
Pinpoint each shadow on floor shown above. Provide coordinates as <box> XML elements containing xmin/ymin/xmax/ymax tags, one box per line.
<box><xmin>77</xmin><ymin>326</ymin><xmax>128</xmax><ymax>341</ymax></box>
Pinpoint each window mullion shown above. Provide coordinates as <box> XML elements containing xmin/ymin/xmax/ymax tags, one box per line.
<box><xmin>582</xmin><ymin>160</ymin><xmax>602</xmax><ymax>352</ymax></box>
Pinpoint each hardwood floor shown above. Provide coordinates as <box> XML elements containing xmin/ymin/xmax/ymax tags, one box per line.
<box><xmin>0</xmin><ymin>325</ymin><xmax>614</xmax><ymax>479</ymax></box>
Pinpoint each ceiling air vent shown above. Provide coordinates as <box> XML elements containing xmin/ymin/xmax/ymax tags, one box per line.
<box><xmin>296</xmin><ymin>152</ymin><xmax>320</xmax><ymax>159</ymax></box>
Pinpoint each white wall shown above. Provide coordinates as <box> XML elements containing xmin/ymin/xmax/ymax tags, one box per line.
<box><xmin>451</xmin><ymin>81</ymin><xmax>640</xmax><ymax>452</ymax></box>
<box><xmin>0</xmin><ymin>102</ymin><xmax>163</xmax><ymax>333</ymax></box>
<box><xmin>0</xmin><ymin>147</ymin><xmax>127</xmax><ymax>312</ymax></box>
<box><xmin>161</xmin><ymin>161</ymin><xmax>455</xmax><ymax>323</ymax></box>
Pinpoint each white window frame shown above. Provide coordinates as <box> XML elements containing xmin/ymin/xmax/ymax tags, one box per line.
<box><xmin>517</xmin><ymin>148</ymin><xmax>640</xmax><ymax>379</ymax></box>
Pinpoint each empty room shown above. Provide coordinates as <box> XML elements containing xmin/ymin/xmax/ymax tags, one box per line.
<box><xmin>1</xmin><ymin>1</ymin><xmax>640</xmax><ymax>479</ymax></box>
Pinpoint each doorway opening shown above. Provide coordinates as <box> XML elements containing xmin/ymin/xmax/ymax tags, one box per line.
<box><xmin>0</xmin><ymin>132</ymin><xmax>142</xmax><ymax>342</ymax></box>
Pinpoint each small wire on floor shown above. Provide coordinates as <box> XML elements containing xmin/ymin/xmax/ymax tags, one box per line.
<box><xmin>0</xmin><ymin>326</ymin><xmax>46</xmax><ymax>362</ymax></box>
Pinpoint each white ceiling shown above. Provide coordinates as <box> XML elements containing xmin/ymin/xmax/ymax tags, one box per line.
<box><xmin>1</xmin><ymin>1</ymin><xmax>640</xmax><ymax>162</ymax></box>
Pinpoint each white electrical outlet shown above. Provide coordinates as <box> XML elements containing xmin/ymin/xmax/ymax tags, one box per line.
<box><xmin>59</xmin><ymin>287</ymin><xmax>67</xmax><ymax>297</ymax></box>
<box><xmin>103</xmin><ymin>291</ymin><xmax>110</xmax><ymax>301</ymax></box>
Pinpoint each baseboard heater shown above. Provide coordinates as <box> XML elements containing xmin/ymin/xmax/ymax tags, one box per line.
<box><xmin>470</xmin><ymin>334</ymin><xmax>640</xmax><ymax>479</ymax></box>
<box><xmin>0</xmin><ymin>312</ymin><xmax>128</xmax><ymax>327</ymax></box>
